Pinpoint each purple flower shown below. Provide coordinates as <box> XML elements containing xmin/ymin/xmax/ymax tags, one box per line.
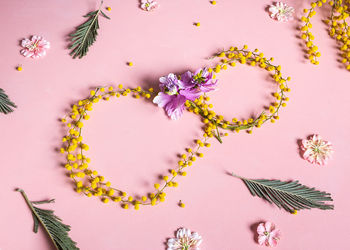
<box><xmin>159</xmin><ymin>73</ymin><xmax>183</xmax><ymax>95</ymax></box>
<box><xmin>153</xmin><ymin>69</ymin><xmax>218</xmax><ymax>120</ymax></box>
<box><xmin>181</xmin><ymin>67</ymin><xmax>218</xmax><ymax>93</ymax></box>
<box><xmin>153</xmin><ymin>73</ymin><xmax>200</xmax><ymax>120</ymax></box>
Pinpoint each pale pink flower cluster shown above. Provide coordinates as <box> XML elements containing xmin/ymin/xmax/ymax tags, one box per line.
<box><xmin>20</xmin><ymin>35</ymin><xmax>50</xmax><ymax>58</ymax></box>
<box><xmin>141</xmin><ymin>0</ymin><xmax>159</xmax><ymax>11</ymax></box>
<box><xmin>301</xmin><ymin>135</ymin><xmax>333</xmax><ymax>165</ymax></box>
<box><xmin>269</xmin><ymin>2</ymin><xmax>294</xmax><ymax>22</ymax></box>
<box><xmin>257</xmin><ymin>221</ymin><xmax>281</xmax><ymax>247</ymax></box>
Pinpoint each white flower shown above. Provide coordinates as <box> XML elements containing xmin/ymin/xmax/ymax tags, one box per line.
<box><xmin>269</xmin><ymin>2</ymin><xmax>294</xmax><ymax>22</ymax></box>
<box><xmin>301</xmin><ymin>135</ymin><xmax>334</xmax><ymax>165</ymax></box>
<box><xmin>141</xmin><ymin>0</ymin><xmax>159</xmax><ymax>11</ymax></box>
<box><xmin>167</xmin><ymin>228</ymin><xmax>202</xmax><ymax>250</ymax></box>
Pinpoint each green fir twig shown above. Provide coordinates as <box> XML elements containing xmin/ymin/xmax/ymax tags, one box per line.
<box><xmin>16</xmin><ymin>188</ymin><xmax>79</xmax><ymax>250</ymax></box>
<box><xmin>69</xmin><ymin>1</ymin><xmax>110</xmax><ymax>59</ymax></box>
<box><xmin>231</xmin><ymin>173</ymin><xmax>334</xmax><ymax>213</ymax></box>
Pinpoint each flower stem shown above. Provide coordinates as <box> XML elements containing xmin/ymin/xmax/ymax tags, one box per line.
<box><xmin>214</xmin><ymin>125</ymin><xmax>223</xmax><ymax>143</ymax></box>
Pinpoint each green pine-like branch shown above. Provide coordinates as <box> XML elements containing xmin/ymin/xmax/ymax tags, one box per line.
<box><xmin>232</xmin><ymin>173</ymin><xmax>334</xmax><ymax>213</ymax></box>
<box><xmin>16</xmin><ymin>189</ymin><xmax>79</xmax><ymax>250</ymax></box>
<box><xmin>0</xmin><ymin>88</ymin><xmax>17</xmax><ymax>114</ymax></box>
<box><xmin>69</xmin><ymin>1</ymin><xmax>110</xmax><ymax>59</ymax></box>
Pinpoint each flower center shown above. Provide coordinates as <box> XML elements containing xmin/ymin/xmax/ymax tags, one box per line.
<box><xmin>312</xmin><ymin>143</ymin><xmax>322</xmax><ymax>153</ymax></box>
<box><xmin>264</xmin><ymin>231</ymin><xmax>270</xmax><ymax>236</ymax></box>
<box><xmin>164</xmin><ymin>86</ymin><xmax>178</xmax><ymax>95</ymax></box>
<box><xmin>26</xmin><ymin>41</ymin><xmax>39</xmax><ymax>51</ymax></box>
<box><xmin>193</xmin><ymin>71</ymin><xmax>206</xmax><ymax>85</ymax></box>
<box><xmin>182</xmin><ymin>244</ymin><xmax>189</xmax><ymax>250</ymax></box>
<box><xmin>279</xmin><ymin>8</ymin><xmax>287</xmax><ymax>15</ymax></box>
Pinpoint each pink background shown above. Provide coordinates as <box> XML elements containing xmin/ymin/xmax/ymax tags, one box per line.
<box><xmin>1</xmin><ymin>0</ymin><xmax>349</xmax><ymax>249</ymax></box>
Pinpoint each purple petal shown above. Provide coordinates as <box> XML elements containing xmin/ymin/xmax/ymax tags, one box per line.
<box><xmin>165</xmin><ymin>95</ymin><xmax>187</xmax><ymax>120</ymax></box>
<box><xmin>180</xmin><ymin>88</ymin><xmax>201</xmax><ymax>101</ymax></box>
<box><xmin>153</xmin><ymin>92</ymin><xmax>187</xmax><ymax>120</ymax></box>
<box><xmin>199</xmin><ymin>79</ymin><xmax>218</xmax><ymax>92</ymax></box>
<box><xmin>159</xmin><ymin>76</ymin><xmax>168</xmax><ymax>85</ymax></box>
<box><xmin>153</xmin><ymin>92</ymin><xmax>173</xmax><ymax>108</ymax></box>
<box><xmin>180</xmin><ymin>71</ymin><xmax>195</xmax><ymax>88</ymax></box>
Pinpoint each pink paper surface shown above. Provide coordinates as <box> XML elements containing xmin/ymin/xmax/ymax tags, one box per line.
<box><xmin>1</xmin><ymin>0</ymin><xmax>349</xmax><ymax>249</ymax></box>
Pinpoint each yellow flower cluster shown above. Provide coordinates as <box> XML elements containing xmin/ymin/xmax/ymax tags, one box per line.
<box><xmin>185</xmin><ymin>45</ymin><xmax>290</xmax><ymax>142</ymax></box>
<box><xmin>301</xmin><ymin>0</ymin><xmax>350</xmax><ymax>70</ymax></box>
<box><xmin>60</xmin><ymin>86</ymin><xmax>207</xmax><ymax>210</ymax></box>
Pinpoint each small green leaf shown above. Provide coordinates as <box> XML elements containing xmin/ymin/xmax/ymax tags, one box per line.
<box><xmin>0</xmin><ymin>88</ymin><xmax>17</xmax><ymax>114</ymax></box>
<box><xmin>32</xmin><ymin>212</ymin><xmax>39</xmax><ymax>233</ymax></box>
<box><xmin>100</xmin><ymin>11</ymin><xmax>110</xmax><ymax>19</ymax></box>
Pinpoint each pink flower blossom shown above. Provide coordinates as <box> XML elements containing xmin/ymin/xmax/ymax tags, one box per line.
<box><xmin>141</xmin><ymin>0</ymin><xmax>159</xmax><ymax>11</ymax></box>
<box><xmin>257</xmin><ymin>221</ymin><xmax>281</xmax><ymax>247</ymax></box>
<box><xmin>20</xmin><ymin>35</ymin><xmax>50</xmax><ymax>58</ymax></box>
<box><xmin>167</xmin><ymin>228</ymin><xmax>202</xmax><ymax>250</ymax></box>
<box><xmin>269</xmin><ymin>2</ymin><xmax>294</xmax><ymax>22</ymax></box>
<box><xmin>301</xmin><ymin>134</ymin><xmax>333</xmax><ymax>165</ymax></box>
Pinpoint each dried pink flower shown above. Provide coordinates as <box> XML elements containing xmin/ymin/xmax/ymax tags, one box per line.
<box><xmin>20</xmin><ymin>35</ymin><xmax>50</xmax><ymax>58</ymax></box>
<box><xmin>269</xmin><ymin>2</ymin><xmax>294</xmax><ymax>22</ymax></box>
<box><xmin>257</xmin><ymin>221</ymin><xmax>281</xmax><ymax>247</ymax></box>
<box><xmin>301</xmin><ymin>134</ymin><xmax>333</xmax><ymax>165</ymax></box>
<box><xmin>167</xmin><ymin>228</ymin><xmax>202</xmax><ymax>250</ymax></box>
<box><xmin>141</xmin><ymin>0</ymin><xmax>159</xmax><ymax>11</ymax></box>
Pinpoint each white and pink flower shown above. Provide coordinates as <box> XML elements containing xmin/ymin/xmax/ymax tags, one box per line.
<box><xmin>20</xmin><ymin>35</ymin><xmax>50</xmax><ymax>58</ymax></box>
<box><xmin>167</xmin><ymin>228</ymin><xmax>202</xmax><ymax>250</ymax></box>
<box><xmin>301</xmin><ymin>134</ymin><xmax>333</xmax><ymax>165</ymax></box>
<box><xmin>257</xmin><ymin>221</ymin><xmax>281</xmax><ymax>247</ymax></box>
<box><xmin>269</xmin><ymin>2</ymin><xmax>294</xmax><ymax>22</ymax></box>
<box><xmin>141</xmin><ymin>0</ymin><xmax>159</xmax><ymax>11</ymax></box>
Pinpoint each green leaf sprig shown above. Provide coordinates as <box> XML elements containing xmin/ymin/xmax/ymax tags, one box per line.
<box><xmin>232</xmin><ymin>173</ymin><xmax>334</xmax><ymax>213</ymax></box>
<box><xmin>69</xmin><ymin>1</ymin><xmax>110</xmax><ymax>59</ymax></box>
<box><xmin>16</xmin><ymin>188</ymin><xmax>79</xmax><ymax>250</ymax></box>
<box><xmin>0</xmin><ymin>88</ymin><xmax>17</xmax><ymax>114</ymax></box>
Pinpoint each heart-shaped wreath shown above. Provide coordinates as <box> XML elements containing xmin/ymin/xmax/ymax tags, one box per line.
<box><xmin>59</xmin><ymin>46</ymin><xmax>333</xmax><ymax>212</ymax></box>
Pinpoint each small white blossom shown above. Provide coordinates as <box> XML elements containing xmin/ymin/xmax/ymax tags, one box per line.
<box><xmin>269</xmin><ymin>2</ymin><xmax>294</xmax><ymax>22</ymax></box>
<box><xmin>167</xmin><ymin>228</ymin><xmax>202</xmax><ymax>250</ymax></box>
<box><xmin>301</xmin><ymin>135</ymin><xmax>334</xmax><ymax>165</ymax></box>
<box><xmin>141</xmin><ymin>0</ymin><xmax>159</xmax><ymax>11</ymax></box>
